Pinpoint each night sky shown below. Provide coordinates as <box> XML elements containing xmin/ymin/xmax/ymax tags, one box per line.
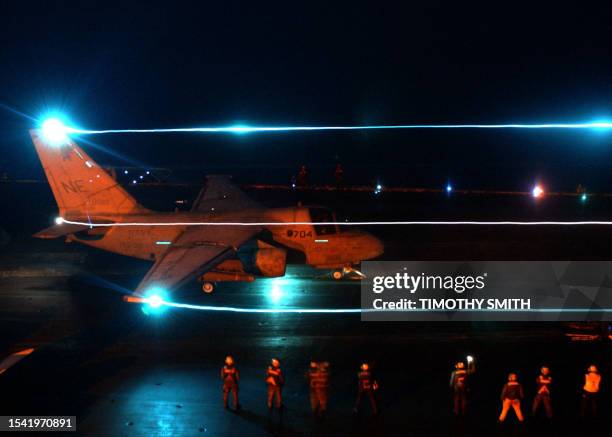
<box><xmin>2</xmin><ymin>2</ymin><xmax>612</xmax><ymax>189</ymax></box>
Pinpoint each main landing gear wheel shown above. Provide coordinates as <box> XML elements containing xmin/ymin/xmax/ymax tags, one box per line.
<box><xmin>202</xmin><ymin>282</ymin><xmax>215</xmax><ymax>293</ymax></box>
<box><xmin>332</xmin><ymin>270</ymin><xmax>343</xmax><ymax>280</ymax></box>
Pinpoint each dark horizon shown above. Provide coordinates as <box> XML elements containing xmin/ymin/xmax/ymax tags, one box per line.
<box><xmin>2</xmin><ymin>2</ymin><xmax>612</xmax><ymax>191</ymax></box>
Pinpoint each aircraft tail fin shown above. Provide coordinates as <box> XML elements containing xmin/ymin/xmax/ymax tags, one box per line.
<box><xmin>30</xmin><ymin>130</ymin><xmax>148</xmax><ymax>218</ymax></box>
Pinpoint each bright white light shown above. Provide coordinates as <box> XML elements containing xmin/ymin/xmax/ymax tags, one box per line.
<box><xmin>532</xmin><ymin>185</ymin><xmax>544</xmax><ymax>198</ymax></box>
<box><xmin>466</xmin><ymin>355</ymin><xmax>474</xmax><ymax>362</ymax></box>
<box><xmin>446</xmin><ymin>183</ymin><xmax>453</xmax><ymax>193</ymax></box>
<box><xmin>55</xmin><ymin>216</ymin><xmax>64</xmax><ymax>225</ymax></box>
<box><xmin>41</xmin><ymin>118</ymin><xmax>69</xmax><ymax>146</ymax></box>
<box><xmin>269</xmin><ymin>283</ymin><xmax>283</xmax><ymax>304</ymax></box>
<box><xmin>124</xmin><ymin>170</ymin><xmax>129</xmax><ymax>174</ymax></box>
<box><xmin>147</xmin><ymin>294</ymin><xmax>163</xmax><ymax>308</ymax></box>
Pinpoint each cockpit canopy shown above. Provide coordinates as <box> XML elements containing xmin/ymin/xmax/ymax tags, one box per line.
<box><xmin>308</xmin><ymin>207</ymin><xmax>339</xmax><ymax>236</ymax></box>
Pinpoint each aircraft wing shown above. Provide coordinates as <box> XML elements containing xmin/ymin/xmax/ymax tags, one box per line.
<box><xmin>135</xmin><ymin>225</ymin><xmax>260</xmax><ymax>295</ymax></box>
<box><xmin>192</xmin><ymin>175</ymin><xmax>261</xmax><ymax>213</ymax></box>
<box><xmin>33</xmin><ymin>222</ymin><xmax>89</xmax><ymax>239</ymax></box>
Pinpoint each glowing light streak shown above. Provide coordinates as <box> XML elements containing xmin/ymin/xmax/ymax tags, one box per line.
<box><xmin>61</xmin><ymin>218</ymin><xmax>612</xmax><ymax>227</ymax></box>
<box><xmin>63</xmin><ymin>122</ymin><xmax>612</xmax><ymax>135</ymax></box>
<box><xmin>130</xmin><ymin>297</ymin><xmax>612</xmax><ymax>314</ymax></box>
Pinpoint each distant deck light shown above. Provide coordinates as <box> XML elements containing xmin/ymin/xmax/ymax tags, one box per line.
<box><xmin>581</xmin><ymin>193</ymin><xmax>588</xmax><ymax>202</ymax></box>
<box><xmin>532</xmin><ymin>185</ymin><xmax>544</xmax><ymax>198</ymax></box>
<box><xmin>41</xmin><ymin>118</ymin><xmax>69</xmax><ymax>146</ymax></box>
<box><xmin>55</xmin><ymin>216</ymin><xmax>64</xmax><ymax>225</ymax></box>
<box><xmin>374</xmin><ymin>183</ymin><xmax>383</xmax><ymax>194</ymax></box>
<box><xmin>124</xmin><ymin>170</ymin><xmax>129</xmax><ymax>174</ymax></box>
<box><xmin>446</xmin><ymin>183</ymin><xmax>453</xmax><ymax>193</ymax></box>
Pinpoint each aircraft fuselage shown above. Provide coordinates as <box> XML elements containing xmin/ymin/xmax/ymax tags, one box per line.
<box><xmin>67</xmin><ymin>206</ymin><xmax>383</xmax><ymax>269</ymax></box>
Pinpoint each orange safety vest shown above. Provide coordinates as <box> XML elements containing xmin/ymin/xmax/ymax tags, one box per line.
<box><xmin>536</xmin><ymin>374</ymin><xmax>552</xmax><ymax>394</ymax></box>
<box><xmin>222</xmin><ymin>366</ymin><xmax>238</xmax><ymax>384</ymax></box>
<box><xmin>584</xmin><ymin>372</ymin><xmax>601</xmax><ymax>393</ymax></box>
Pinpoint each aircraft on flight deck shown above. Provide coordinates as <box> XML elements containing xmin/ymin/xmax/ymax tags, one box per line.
<box><xmin>30</xmin><ymin>130</ymin><xmax>384</xmax><ymax>297</ymax></box>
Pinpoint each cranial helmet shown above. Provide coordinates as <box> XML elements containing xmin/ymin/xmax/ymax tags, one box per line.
<box><xmin>225</xmin><ymin>356</ymin><xmax>234</xmax><ymax>366</ymax></box>
<box><xmin>455</xmin><ymin>362</ymin><xmax>465</xmax><ymax>369</ymax></box>
<box><xmin>361</xmin><ymin>363</ymin><xmax>369</xmax><ymax>371</ymax></box>
<box><xmin>540</xmin><ymin>366</ymin><xmax>550</xmax><ymax>375</ymax></box>
<box><xmin>508</xmin><ymin>373</ymin><xmax>518</xmax><ymax>382</ymax></box>
<box><xmin>271</xmin><ymin>358</ymin><xmax>280</xmax><ymax>367</ymax></box>
<box><xmin>588</xmin><ymin>365</ymin><xmax>598</xmax><ymax>373</ymax></box>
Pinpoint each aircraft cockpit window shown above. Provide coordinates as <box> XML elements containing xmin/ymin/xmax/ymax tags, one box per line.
<box><xmin>309</xmin><ymin>207</ymin><xmax>338</xmax><ymax>236</ymax></box>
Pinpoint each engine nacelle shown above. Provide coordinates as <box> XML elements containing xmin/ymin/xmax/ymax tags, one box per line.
<box><xmin>253</xmin><ymin>247</ymin><xmax>287</xmax><ymax>277</ymax></box>
<box><xmin>240</xmin><ymin>241</ymin><xmax>287</xmax><ymax>277</ymax></box>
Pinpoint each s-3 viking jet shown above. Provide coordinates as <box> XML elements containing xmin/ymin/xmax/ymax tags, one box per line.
<box><xmin>30</xmin><ymin>129</ymin><xmax>383</xmax><ymax>297</ymax></box>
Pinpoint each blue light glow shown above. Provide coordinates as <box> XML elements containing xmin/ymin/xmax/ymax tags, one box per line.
<box><xmin>57</xmin><ymin>121</ymin><xmax>612</xmax><ymax>136</ymax></box>
<box><xmin>127</xmin><ymin>298</ymin><xmax>612</xmax><ymax>315</ymax></box>
<box><xmin>41</xmin><ymin>118</ymin><xmax>69</xmax><ymax>146</ymax></box>
<box><xmin>581</xmin><ymin>193</ymin><xmax>588</xmax><ymax>202</ymax></box>
<box><xmin>446</xmin><ymin>183</ymin><xmax>453</xmax><ymax>193</ymax></box>
<box><xmin>269</xmin><ymin>281</ymin><xmax>283</xmax><ymax>304</ymax></box>
<box><xmin>148</xmin><ymin>294</ymin><xmax>163</xmax><ymax>308</ymax></box>
<box><xmin>141</xmin><ymin>287</ymin><xmax>169</xmax><ymax>316</ymax></box>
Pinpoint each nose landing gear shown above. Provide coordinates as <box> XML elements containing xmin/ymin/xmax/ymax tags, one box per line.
<box><xmin>332</xmin><ymin>265</ymin><xmax>366</xmax><ymax>280</ymax></box>
<box><xmin>202</xmin><ymin>282</ymin><xmax>215</xmax><ymax>293</ymax></box>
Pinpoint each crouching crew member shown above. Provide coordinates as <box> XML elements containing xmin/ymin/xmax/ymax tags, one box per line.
<box><xmin>532</xmin><ymin>366</ymin><xmax>552</xmax><ymax>419</ymax></box>
<box><xmin>581</xmin><ymin>364</ymin><xmax>601</xmax><ymax>417</ymax></box>
<box><xmin>306</xmin><ymin>361</ymin><xmax>330</xmax><ymax>417</ymax></box>
<box><xmin>266</xmin><ymin>358</ymin><xmax>285</xmax><ymax>412</ymax></box>
<box><xmin>499</xmin><ymin>373</ymin><xmax>524</xmax><ymax>423</ymax></box>
<box><xmin>221</xmin><ymin>355</ymin><xmax>240</xmax><ymax>410</ymax></box>
<box><xmin>353</xmin><ymin>362</ymin><xmax>379</xmax><ymax>415</ymax></box>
